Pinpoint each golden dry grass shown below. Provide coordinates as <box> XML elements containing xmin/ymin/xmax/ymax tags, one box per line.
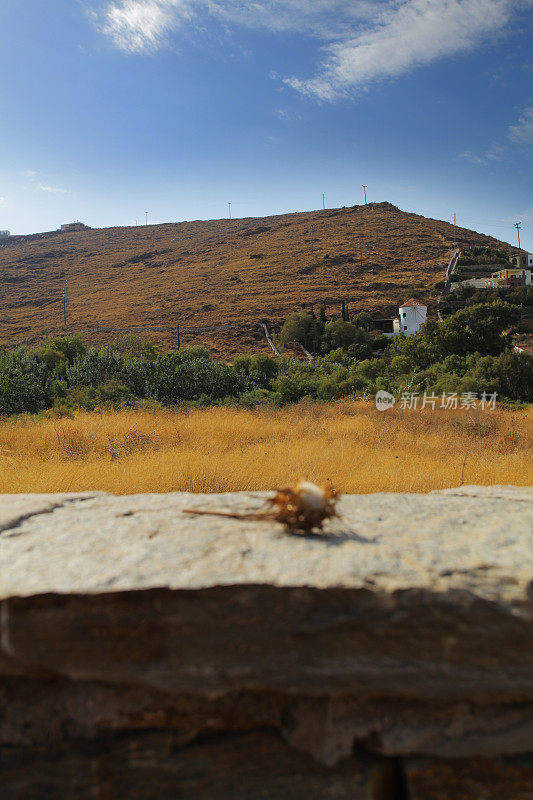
<box><xmin>0</xmin><ymin>402</ymin><xmax>530</xmax><ymax>494</ymax></box>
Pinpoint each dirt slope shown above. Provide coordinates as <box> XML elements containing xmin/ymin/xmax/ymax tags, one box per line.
<box><xmin>0</xmin><ymin>202</ymin><xmax>516</xmax><ymax>356</ymax></box>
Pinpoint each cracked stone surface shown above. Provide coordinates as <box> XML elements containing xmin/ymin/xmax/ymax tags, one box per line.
<box><xmin>0</xmin><ymin>486</ymin><xmax>531</xmax><ymax>600</ymax></box>
<box><xmin>1</xmin><ymin>487</ymin><xmax>532</xmax><ymax>799</ymax></box>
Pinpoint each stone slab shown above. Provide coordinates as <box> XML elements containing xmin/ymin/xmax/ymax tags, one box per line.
<box><xmin>0</xmin><ymin>486</ymin><xmax>531</xmax><ymax>600</ymax></box>
<box><xmin>0</xmin><ymin>487</ymin><xmax>532</xmax><ymax>786</ymax></box>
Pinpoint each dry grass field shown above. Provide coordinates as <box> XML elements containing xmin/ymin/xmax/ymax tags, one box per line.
<box><xmin>0</xmin><ymin>202</ymin><xmax>518</xmax><ymax>357</ymax></box>
<box><xmin>0</xmin><ymin>402</ymin><xmax>530</xmax><ymax>495</ymax></box>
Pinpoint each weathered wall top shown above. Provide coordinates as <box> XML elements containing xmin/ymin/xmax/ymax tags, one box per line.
<box><xmin>0</xmin><ymin>486</ymin><xmax>531</xmax><ymax>601</ymax></box>
<box><xmin>1</xmin><ymin>487</ymin><xmax>532</xmax><ymax>799</ymax></box>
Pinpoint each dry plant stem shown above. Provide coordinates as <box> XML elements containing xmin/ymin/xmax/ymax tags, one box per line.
<box><xmin>184</xmin><ymin>481</ymin><xmax>339</xmax><ymax>532</ymax></box>
<box><xmin>183</xmin><ymin>508</ymin><xmax>269</xmax><ymax>522</ymax></box>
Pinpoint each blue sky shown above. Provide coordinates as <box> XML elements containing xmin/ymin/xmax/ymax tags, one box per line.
<box><xmin>1</xmin><ymin>0</ymin><xmax>532</xmax><ymax>250</ymax></box>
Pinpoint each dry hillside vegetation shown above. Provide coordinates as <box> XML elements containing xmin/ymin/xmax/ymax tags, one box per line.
<box><xmin>0</xmin><ymin>403</ymin><xmax>530</xmax><ymax>494</ymax></box>
<box><xmin>0</xmin><ymin>203</ymin><xmax>517</xmax><ymax>357</ymax></box>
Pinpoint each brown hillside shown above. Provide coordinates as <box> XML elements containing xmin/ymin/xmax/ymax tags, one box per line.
<box><xmin>0</xmin><ymin>202</ymin><xmax>517</xmax><ymax>357</ymax></box>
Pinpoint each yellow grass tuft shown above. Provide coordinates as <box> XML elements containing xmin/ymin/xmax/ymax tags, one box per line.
<box><xmin>0</xmin><ymin>402</ymin><xmax>530</xmax><ymax>494</ymax></box>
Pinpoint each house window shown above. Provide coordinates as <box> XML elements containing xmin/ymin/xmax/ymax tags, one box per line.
<box><xmin>402</xmin><ymin>313</ymin><xmax>406</xmax><ymax>318</ymax></box>
<box><xmin>403</xmin><ymin>325</ymin><xmax>407</xmax><ymax>331</ymax></box>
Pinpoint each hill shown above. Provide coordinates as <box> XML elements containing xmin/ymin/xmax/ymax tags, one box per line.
<box><xmin>0</xmin><ymin>202</ymin><xmax>518</xmax><ymax>357</ymax></box>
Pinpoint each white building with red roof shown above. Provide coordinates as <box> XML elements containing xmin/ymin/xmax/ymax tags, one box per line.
<box><xmin>393</xmin><ymin>298</ymin><xmax>427</xmax><ymax>336</ymax></box>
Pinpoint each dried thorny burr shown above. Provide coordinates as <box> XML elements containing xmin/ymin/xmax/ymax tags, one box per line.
<box><xmin>183</xmin><ymin>480</ymin><xmax>339</xmax><ymax>532</ymax></box>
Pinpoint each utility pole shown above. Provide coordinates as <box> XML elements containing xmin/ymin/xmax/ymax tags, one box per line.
<box><xmin>310</xmin><ymin>224</ymin><xmax>314</xmax><ymax>254</ymax></box>
<box><xmin>362</xmin><ymin>185</ymin><xmax>367</xmax><ymax>205</ymax></box>
<box><xmin>228</xmin><ymin>202</ymin><xmax>232</xmax><ymax>220</ymax></box>
<box><xmin>322</xmin><ymin>193</ymin><xmax>325</xmax><ymax>210</ymax></box>
<box><xmin>145</xmin><ymin>211</ymin><xmax>148</xmax><ymax>226</ymax></box>
<box><xmin>515</xmin><ymin>222</ymin><xmax>522</xmax><ymax>252</ymax></box>
<box><xmin>453</xmin><ymin>212</ymin><xmax>456</xmax><ymax>248</ymax></box>
<box><xmin>177</xmin><ymin>323</ymin><xmax>180</xmax><ymax>350</ymax></box>
<box><xmin>360</xmin><ymin>237</ymin><xmax>364</xmax><ymax>269</ymax></box>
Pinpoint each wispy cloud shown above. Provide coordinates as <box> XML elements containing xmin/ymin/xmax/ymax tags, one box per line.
<box><xmin>509</xmin><ymin>103</ymin><xmax>533</xmax><ymax>145</ymax></box>
<box><xmin>459</xmin><ymin>143</ymin><xmax>505</xmax><ymax>164</ymax></box>
<box><xmin>97</xmin><ymin>0</ymin><xmax>532</xmax><ymax>98</ymax></box>
<box><xmin>36</xmin><ymin>184</ymin><xmax>71</xmax><ymax>194</ymax></box>
<box><xmin>286</xmin><ymin>0</ymin><xmax>522</xmax><ymax>100</ymax></box>
<box><xmin>99</xmin><ymin>0</ymin><xmax>379</xmax><ymax>52</ymax></box>
<box><xmin>274</xmin><ymin>107</ymin><xmax>300</xmax><ymax>122</ymax></box>
<box><xmin>102</xmin><ymin>0</ymin><xmax>194</xmax><ymax>53</ymax></box>
<box><xmin>23</xmin><ymin>170</ymin><xmax>71</xmax><ymax>195</ymax></box>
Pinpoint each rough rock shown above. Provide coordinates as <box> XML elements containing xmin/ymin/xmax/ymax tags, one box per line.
<box><xmin>1</xmin><ymin>487</ymin><xmax>532</xmax><ymax>798</ymax></box>
<box><xmin>405</xmin><ymin>756</ymin><xmax>533</xmax><ymax>800</ymax></box>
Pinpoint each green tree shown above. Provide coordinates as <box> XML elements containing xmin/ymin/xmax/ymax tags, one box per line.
<box><xmin>279</xmin><ymin>311</ymin><xmax>323</xmax><ymax>352</ymax></box>
<box><xmin>322</xmin><ymin>320</ymin><xmax>374</xmax><ymax>358</ymax></box>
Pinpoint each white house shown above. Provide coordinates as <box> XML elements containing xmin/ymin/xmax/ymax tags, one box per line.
<box><xmin>376</xmin><ymin>298</ymin><xmax>428</xmax><ymax>338</ymax></box>
<box><xmin>395</xmin><ymin>298</ymin><xmax>427</xmax><ymax>336</ymax></box>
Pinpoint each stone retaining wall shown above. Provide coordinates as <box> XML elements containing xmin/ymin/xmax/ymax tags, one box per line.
<box><xmin>1</xmin><ymin>487</ymin><xmax>532</xmax><ymax>798</ymax></box>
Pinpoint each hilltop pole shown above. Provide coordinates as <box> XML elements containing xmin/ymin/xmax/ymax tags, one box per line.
<box><xmin>514</xmin><ymin>222</ymin><xmax>522</xmax><ymax>252</ymax></box>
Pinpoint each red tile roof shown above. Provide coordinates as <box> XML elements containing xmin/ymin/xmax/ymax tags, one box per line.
<box><xmin>400</xmin><ymin>298</ymin><xmax>427</xmax><ymax>307</ymax></box>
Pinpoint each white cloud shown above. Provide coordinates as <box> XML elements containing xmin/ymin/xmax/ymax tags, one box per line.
<box><xmin>274</xmin><ymin>107</ymin><xmax>300</xmax><ymax>121</ymax></box>
<box><xmin>208</xmin><ymin>1</ymin><xmax>379</xmax><ymax>38</ymax></box>
<box><xmin>97</xmin><ymin>0</ymin><xmax>532</xmax><ymax>98</ymax></box>
<box><xmin>100</xmin><ymin>0</ymin><xmax>379</xmax><ymax>52</ymax></box>
<box><xmin>23</xmin><ymin>171</ymin><xmax>71</xmax><ymax>194</ymax></box>
<box><xmin>102</xmin><ymin>0</ymin><xmax>194</xmax><ymax>53</ymax></box>
<box><xmin>286</xmin><ymin>0</ymin><xmax>519</xmax><ymax>100</ymax></box>
<box><xmin>459</xmin><ymin>143</ymin><xmax>504</xmax><ymax>164</ymax></box>
<box><xmin>36</xmin><ymin>184</ymin><xmax>71</xmax><ymax>194</ymax></box>
<box><xmin>509</xmin><ymin>104</ymin><xmax>533</xmax><ymax>145</ymax></box>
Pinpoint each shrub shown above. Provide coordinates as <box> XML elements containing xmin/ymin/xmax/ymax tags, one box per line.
<box><xmin>279</xmin><ymin>311</ymin><xmax>323</xmax><ymax>352</ymax></box>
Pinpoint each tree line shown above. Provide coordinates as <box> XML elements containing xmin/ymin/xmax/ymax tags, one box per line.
<box><xmin>0</xmin><ymin>299</ymin><xmax>531</xmax><ymax>417</ymax></box>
